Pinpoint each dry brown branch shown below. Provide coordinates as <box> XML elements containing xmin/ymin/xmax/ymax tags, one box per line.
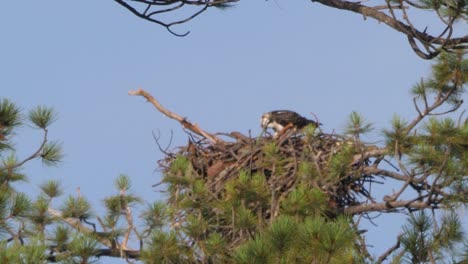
<box><xmin>363</xmin><ymin>166</ymin><xmax>410</xmax><ymax>181</ymax></box>
<box><xmin>311</xmin><ymin>0</ymin><xmax>467</xmax><ymax>59</ymax></box>
<box><xmin>122</xmin><ymin>206</ymin><xmax>133</xmax><ymax>250</ymax></box>
<box><xmin>352</xmin><ymin>147</ymin><xmax>387</xmax><ymax>164</ymax></box>
<box><xmin>375</xmin><ymin>235</ymin><xmax>402</xmax><ymax>264</ymax></box>
<box><xmin>114</xmin><ymin>0</ymin><xmax>239</xmax><ymax>36</ymax></box>
<box><xmin>343</xmin><ymin>199</ymin><xmax>435</xmax><ymax>214</ymax></box>
<box><xmin>128</xmin><ymin>88</ymin><xmax>222</xmax><ymax>144</ymax></box>
<box><xmin>114</xmin><ymin>0</ymin><xmax>468</xmax><ymax>59</ymax></box>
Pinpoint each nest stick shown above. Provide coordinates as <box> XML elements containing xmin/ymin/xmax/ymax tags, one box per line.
<box><xmin>128</xmin><ymin>88</ymin><xmax>221</xmax><ymax>144</ymax></box>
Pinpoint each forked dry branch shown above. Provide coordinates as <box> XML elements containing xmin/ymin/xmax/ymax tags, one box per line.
<box><xmin>129</xmin><ymin>88</ymin><xmax>222</xmax><ymax>143</ymax></box>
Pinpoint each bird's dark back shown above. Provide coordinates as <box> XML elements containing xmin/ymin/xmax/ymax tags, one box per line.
<box><xmin>270</xmin><ymin>110</ymin><xmax>319</xmax><ymax>128</ymax></box>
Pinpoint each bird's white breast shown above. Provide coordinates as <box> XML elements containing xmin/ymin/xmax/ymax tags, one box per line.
<box><xmin>268</xmin><ymin>121</ymin><xmax>284</xmax><ymax>132</ymax></box>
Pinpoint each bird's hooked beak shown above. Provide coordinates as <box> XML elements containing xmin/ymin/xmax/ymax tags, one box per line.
<box><xmin>260</xmin><ymin>113</ymin><xmax>270</xmax><ymax>128</ymax></box>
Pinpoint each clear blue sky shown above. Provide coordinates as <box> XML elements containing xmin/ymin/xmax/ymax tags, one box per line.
<box><xmin>1</xmin><ymin>0</ymin><xmax>466</xmax><ymax>263</ymax></box>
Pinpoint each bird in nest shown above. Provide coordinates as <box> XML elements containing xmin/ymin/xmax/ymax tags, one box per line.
<box><xmin>261</xmin><ymin>110</ymin><xmax>322</xmax><ymax>137</ymax></box>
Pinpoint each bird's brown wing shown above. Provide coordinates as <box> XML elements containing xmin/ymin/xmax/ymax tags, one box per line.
<box><xmin>269</xmin><ymin>110</ymin><xmax>302</xmax><ymax>126</ymax></box>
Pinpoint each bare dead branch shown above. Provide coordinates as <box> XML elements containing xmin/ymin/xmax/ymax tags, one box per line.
<box><xmin>351</xmin><ymin>147</ymin><xmax>387</xmax><ymax>164</ymax></box>
<box><xmin>114</xmin><ymin>0</ymin><xmax>238</xmax><ymax>37</ymax></box>
<box><xmin>310</xmin><ymin>0</ymin><xmax>467</xmax><ymax>59</ymax></box>
<box><xmin>152</xmin><ymin>130</ymin><xmax>174</xmax><ymax>156</ymax></box>
<box><xmin>376</xmin><ymin>235</ymin><xmax>402</xmax><ymax>264</ymax></box>
<box><xmin>128</xmin><ymin>88</ymin><xmax>222</xmax><ymax>144</ymax></box>
<box><xmin>122</xmin><ymin>206</ymin><xmax>133</xmax><ymax>250</ymax></box>
<box><xmin>343</xmin><ymin>199</ymin><xmax>434</xmax><ymax>215</ymax></box>
<box><xmin>363</xmin><ymin>166</ymin><xmax>410</xmax><ymax>181</ymax></box>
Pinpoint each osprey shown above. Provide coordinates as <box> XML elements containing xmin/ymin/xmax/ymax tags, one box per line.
<box><xmin>261</xmin><ymin>110</ymin><xmax>321</xmax><ymax>136</ymax></box>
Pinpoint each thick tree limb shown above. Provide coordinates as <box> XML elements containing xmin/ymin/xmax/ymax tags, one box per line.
<box><xmin>311</xmin><ymin>0</ymin><xmax>467</xmax><ymax>45</ymax></box>
<box><xmin>129</xmin><ymin>88</ymin><xmax>222</xmax><ymax>144</ymax></box>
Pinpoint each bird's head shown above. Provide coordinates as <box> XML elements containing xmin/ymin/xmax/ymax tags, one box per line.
<box><xmin>260</xmin><ymin>112</ymin><xmax>272</xmax><ymax>129</ymax></box>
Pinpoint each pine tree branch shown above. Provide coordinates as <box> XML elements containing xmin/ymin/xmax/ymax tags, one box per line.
<box><xmin>311</xmin><ymin>0</ymin><xmax>467</xmax><ymax>59</ymax></box>
<box><xmin>47</xmin><ymin>208</ymin><xmax>111</xmax><ymax>246</ymax></box>
<box><xmin>343</xmin><ymin>199</ymin><xmax>435</xmax><ymax>214</ymax></box>
<box><xmin>114</xmin><ymin>0</ymin><xmax>238</xmax><ymax>36</ymax></box>
<box><xmin>129</xmin><ymin>88</ymin><xmax>222</xmax><ymax>144</ymax></box>
<box><xmin>0</xmin><ymin>128</ymin><xmax>48</xmax><ymax>172</ymax></box>
<box><xmin>47</xmin><ymin>207</ymin><xmax>139</xmax><ymax>259</ymax></box>
<box><xmin>405</xmin><ymin>87</ymin><xmax>459</xmax><ymax>133</ymax></box>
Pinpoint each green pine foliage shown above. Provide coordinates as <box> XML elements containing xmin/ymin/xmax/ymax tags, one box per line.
<box><xmin>40</xmin><ymin>180</ymin><xmax>64</xmax><ymax>199</ymax></box>
<box><xmin>61</xmin><ymin>196</ymin><xmax>93</xmax><ymax>220</ymax></box>
<box><xmin>383</xmin><ymin>115</ymin><xmax>414</xmax><ymax>155</ymax></box>
<box><xmin>104</xmin><ymin>175</ymin><xmax>142</xmax><ymax>217</ymax></box>
<box><xmin>28</xmin><ymin>105</ymin><xmax>57</xmax><ymax>129</ymax></box>
<box><xmin>0</xmin><ymin>156</ymin><xmax>27</xmax><ymax>187</ymax></box>
<box><xmin>141</xmin><ymin>202</ymin><xmax>168</xmax><ymax>231</ymax></box>
<box><xmin>345</xmin><ymin>111</ymin><xmax>373</xmax><ymax>136</ymax></box>
<box><xmin>280</xmin><ymin>184</ymin><xmax>327</xmax><ymax>218</ymax></box>
<box><xmin>0</xmin><ymin>238</ymin><xmax>48</xmax><ymax>264</ymax></box>
<box><xmin>29</xmin><ymin>195</ymin><xmax>54</xmax><ymax>234</ymax></box>
<box><xmin>9</xmin><ymin>192</ymin><xmax>31</xmax><ymax>218</ymax></box>
<box><xmin>51</xmin><ymin>225</ymin><xmax>71</xmax><ymax>251</ymax></box>
<box><xmin>65</xmin><ymin>234</ymin><xmax>99</xmax><ymax>264</ymax></box>
<box><xmin>141</xmin><ymin>230</ymin><xmax>193</xmax><ymax>263</ymax></box>
<box><xmin>327</xmin><ymin>145</ymin><xmax>355</xmax><ymax>181</ymax></box>
<box><xmin>233</xmin><ymin>215</ymin><xmax>357</xmax><ymax>264</ymax></box>
<box><xmin>0</xmin><ymin>98</ymin><xmax>22</xmax><ymax>151</ymax></box>
<box><xmin>399</xmin><ymin>211</ymin><xmax>465</xmax><ymax>263</ymax></box>
<box><xmin>261</xmin><ymin>141</ymin><xmax>291</xmax><ymax>176</ymax></box>
<box><xmin>41</xmin><ymin>141</ymin><xmax>64</xmax><ymax>166</ymax></box>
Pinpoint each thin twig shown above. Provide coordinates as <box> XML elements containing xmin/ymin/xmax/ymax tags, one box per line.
<box><xmin>376</xmin><ymin>235</ymin><xmax>402</xmax><ymax>264</ymax></box>
<box><xmin>0</xmin><ymin>128</ymin><xmax>48</xmax><ymax>171</ymax></box>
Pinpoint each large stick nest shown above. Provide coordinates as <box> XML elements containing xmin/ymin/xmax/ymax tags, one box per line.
<box><xmin>158</xmin><ymin>128</ymin><xmax>381</xmax><ymax>219</ymax></box>
<box><xmin>129</xmin><ymin>89</ymin><xmax>382</xmax><ymax>220</ymax></box>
